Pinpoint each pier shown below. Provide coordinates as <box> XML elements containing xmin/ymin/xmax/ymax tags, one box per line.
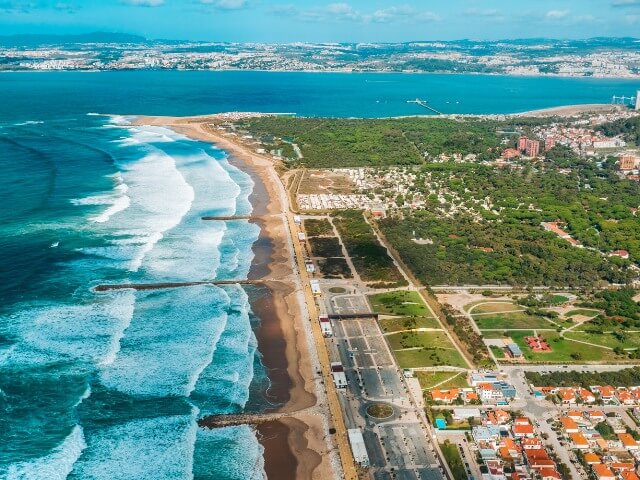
<box><xmin>407</xmin><ymin>98</ymin><xmax>443</xmax><ymax>115</ymax></box>
<box><xmin>198</xmin><ymin>411</ymin><xmax>298</xmax><ymax>429</ymax></box>
<box><xmin>94</xmin><ymin>280</ymin><xmax>264</xmax><ymax>292</ymax></box>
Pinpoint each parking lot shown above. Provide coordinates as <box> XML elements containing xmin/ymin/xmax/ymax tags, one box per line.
<box><xmin>327</xmin><ymin>315</ymin><xmax>444</xmax><ymax>480</ymax></box>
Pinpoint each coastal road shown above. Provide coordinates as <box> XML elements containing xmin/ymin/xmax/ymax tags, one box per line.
<box><xmin>284</xmin><ymin>203</ymin><xmax>358</xmax><ymax>479</ymax></box>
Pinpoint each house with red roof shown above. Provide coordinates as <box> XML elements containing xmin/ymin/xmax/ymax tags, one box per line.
<box><xmin>560</xmin><ymin>417</ymin><xmax>579</xmax><ymax>433</ymax></box>
<box><xmin>569</xmin><ymin>432</ymin><xmax>589</xmax><ymax>449</ymax></box>
<box><xmin>430</xmin><ymin>389</ymin><xmax>460</xmax><ymax>404</ymax></box>
<box><xmin>592</xmin><ymin>463</ymin><xmax>616</xmax><ymax>480</ymax></box>
<box><xmin>621</xmin><ymin>471</ymin><xmax>640</xmax><ymax>480</ymax></box>
<box><xmin>618</xmin><ymin>433</ymin><xmax>639</xmax><ymax>450</ymax></box>
<box><xmin>579</xmin><ymin>388</ymin><xmax>596</xmax><ymax>403</ymax></box>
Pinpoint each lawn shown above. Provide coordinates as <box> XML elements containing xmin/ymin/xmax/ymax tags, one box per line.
<box><xmin>387</xmin><ymin>331</ymin><xmax>453</xmax><ymax>350</ymax></box>
<box><xmin>378</xmin><ymin>316</ymin><xmax>440</xmax><ymax>333</ymax></box>
<box><xmin>386</xmin><ymin>331</ymin><xmax>467</xmax><ymax>368</ymax></box>
<box><xmin>566</xmin><ymin>309</ymin><xmax>601</xmax><ymax>317</ymax></box>
<box><xmin>469</xmin><ymin>301</ymin><xmax>520</xmax><ymax>314</ymax></box>
<box><xmin>548</xmin><ymin>294</ymin><xmax>570</xmax><ymax>305</ymax></box>
<box><xmin>394</xmin><ymin>348</ymin><xmax>468</xmax><ymax>369</ymax></box>
<box><xmin>490</xmin><ymin>346</ymin><xmax>506</xmax><ymax>359</ymax></box>
<box><xmin>507</xmin><ymin>331</ymin><xmax>626</xmax><ymax>363</ymax></box>
<box><xmin>416</xmin><ymin>371</ymin><xmax>469</xmax><ymax>390</ymax></box>
<box><xmin>440</xmin><ymin>441</ymin><xmax>468</xmax><ymax>480</ymax></box>
<box><xmin>564</xmin><ymin>331</ymin><xmax>640</xmax><ymax>351</ymax></box>
<box><xmin>474</xmin><ymin>311</ymin><xmax>557</xmax><ymax>330</ymax></box>
<box><xmin>303</xmin><ymin>218</ymin><xmax>334</xmax><ymax>237</ymax></box>
<box><xmin>368</xmin><ymin>290</ymin><xmax>430</xmax><ymax>317</ymax></box>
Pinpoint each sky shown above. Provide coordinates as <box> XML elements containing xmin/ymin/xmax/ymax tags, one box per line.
<box><xmin>1</xmin><ymin>0</ymin><xmax>640</xmax><ymax>42</ymax></box>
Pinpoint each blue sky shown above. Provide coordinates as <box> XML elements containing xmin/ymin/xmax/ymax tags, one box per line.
<box><xmin>1</xmin><ymin>0</ymin><xmax>640</xmax><ymax>42</ymax></box>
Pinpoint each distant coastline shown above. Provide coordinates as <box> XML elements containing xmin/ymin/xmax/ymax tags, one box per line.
<box><xmin>3</xmin><ymin>67</ymin><xmax>640</xmax><ymax>80</ymax></box>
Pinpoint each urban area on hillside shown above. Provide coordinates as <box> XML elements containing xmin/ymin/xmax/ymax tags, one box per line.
<box><xmin>2</xmin><ymin>35</ymin><xmax>640</xmax><ymax>78</ymax></box>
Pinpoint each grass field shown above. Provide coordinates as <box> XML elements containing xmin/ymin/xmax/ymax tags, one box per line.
<box><xmin>507</xmin><ymin>331</ymin><xmax>624</xmax><ymax>363</ymax></box>
<box><xmin>379</xmin><ymin>316</ymin><xmax>440</xmax><ymax>332</ymax></box>
<box><xmin>387</xmin><ymin>331</ymin><xmax>453</xmax><ymax>350</ymax></box>
<box><xmin>416</xmin><ymin>371</ymin><xmax>469</xmax><ymax>390</ymax></box>
<box><xmin>394</xmin><ymin>348</ymin><xmax>468</xmax><ymax>369</ymax></box>
<box><xmin>387</xmin><ymin>331</ymin><xmax>467</xmax><ymax>368</ymax></box>
<box><xmin>473</xmin><ymin>312</ymin><xmax>557</xmax><ymax>330</ymax></box>
<box><xmin>548</xmin><ymin>294</ymin><xmax>570</xmax><ymax>305</ymax></box>
<box><xmin>369</xmin><ymin>290</ymin><xmax>430</xmax><ymax>317</ymax></box>
<box><xmin>440</xmin><ymin>441</ymin><xmax>467</xmax><ymax>480</ymax></box>
<box><xmin>490</xmin><ymin>346</ymin><xmax>506</xmax><ymax>359</ymax></box>
<box><xmin>566</xmin><ymin>309</ymin><xmax>601</xmax><ymax>317</ymax></box>
<box><xmin>470</xmin><ymin>302</ymin><xmax>520</xmax><ymax>314</ymax></box>
<box><xmin>564</xmin><ymin>331</ymin><xmax>640</xmax><ymax>351</ymax></box>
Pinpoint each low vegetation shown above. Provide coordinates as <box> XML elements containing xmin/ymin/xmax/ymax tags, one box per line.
<box><xmin>332</xmin><ymin>210</ymin><xmax>407</xmax><ymax>287</ymax></box>
<box><xmin>238</xmin><ymin>116</ymin><xmax>503</xmax><ymax>167</ymax></box>
<box><xmin>441</xmin><ymin>304</ymin><xmax>492</xmax><ymax>368</ymax></box>
<box><xmin>439</xmin><ymin>440</ymin><xmax>467</xmax><ymax>480</ymax></box>
<box><xmin>316</xmin><ymin>257</ymin><xmax>352</xmax><ymax>279</ymax></box>
<box><xmin>308</xmin><ymin>237</ymin><xmax>343</xmax><ymax>258</ymax></box>
<box><xmin>303</xmin><ymin>218</ymin><xmax>334</xmax><ymax>237</ymax></box>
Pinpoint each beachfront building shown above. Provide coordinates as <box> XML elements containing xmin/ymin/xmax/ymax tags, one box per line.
<box><xmin>347</xmin><ymin>429</ymin><xmax>370</xmax><ymax>467</ymax></box>
<box><xmin>331</xmin><ymin>362</ymin><xmax>347</xmax><ymax>389</ymax></box>
<box><xmin>319</xmin><ymin>315</ymin><xmax>333</xmax><ymax>337</ymax></box>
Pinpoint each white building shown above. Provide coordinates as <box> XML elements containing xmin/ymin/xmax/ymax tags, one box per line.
<box><xmin>319</xmin><ymin>315</ymin><xmax>333</xmax><ymax>337</ymax></box>
<box><xmin>331</xmin><ymin>362</ymin><xmax>347</xmax><ymax>389</ymax></box>
<box><xmin>347</xmin><ymin>429</ymin><xmax>370</xmax><ymax>467</ymax></box>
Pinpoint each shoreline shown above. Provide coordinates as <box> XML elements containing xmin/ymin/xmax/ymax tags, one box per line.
<box><xmin>132</xmin><ymin>115</ymin><xmax>328</xmax><ymax>479</ymax></box>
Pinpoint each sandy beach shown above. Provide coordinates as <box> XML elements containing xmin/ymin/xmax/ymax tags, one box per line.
<box><xmin>133</xmin><ymin>115</ymin><xmax>331</xmax><ymax>479</ymax></box>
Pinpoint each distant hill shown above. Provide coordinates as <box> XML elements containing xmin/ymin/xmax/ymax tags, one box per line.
<box><xmin>0</xmin><ymin>32</ymin><xmax>147</xmax><ymax>47</ymax></box>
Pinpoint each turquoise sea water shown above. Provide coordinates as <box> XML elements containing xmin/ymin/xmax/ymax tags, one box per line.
<box><xmin>0</xmin><ymin>71</ymin><xmax>639</xmax><ymax>479</ymax></box>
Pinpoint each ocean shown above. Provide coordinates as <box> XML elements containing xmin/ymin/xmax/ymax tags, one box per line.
<box><xmin>0</xmin><ymin>71</ymin><xmax>638</xmax><ymax>479</ymax></box>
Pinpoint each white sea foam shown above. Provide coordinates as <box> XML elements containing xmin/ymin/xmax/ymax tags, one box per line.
<box><xmin>73</xmin><ymin>385</ymin><xmax>92</xmax><ymax>408</ymax></box>
<box><xmin>107</xmin><ymin>115</ymin><xmax>133</xmax><ymax>126</ymax></box>
<box><xmin>193</xmin><ymin>425</ymin><xmax>265</xmax><ymax>480</ymax></box>
<box><xmin>70</xmin><ymin>414</ymin><xmax>196</xmax><ymax>480</ymax></box>
<box><xmin>7</xmin><ymin>425</ymin><xmax>87</xmax><ymax>480</ymax></box>
<box><xmin>0</xmin><ymin>292</ymin><xmax>135</xmax><ymax>367</ymax></box>
<box><xmin>100</xmin><ymin>286</ymin><xmax>229</xmax><ymax>397</ymax></box>
<box><xmin>71</xmin><ymin>173</ymin><xmax>131</xmax><ymax>224</ymax></box>
<box><xmin>191</xmin><ymin>286</ymin><xmax>257</xmax><ymax>412</ymax></box>
<box><xmin>13</xmin><ymin>120</ymin><xmax>44</xmax><ymax>126</ymax></box>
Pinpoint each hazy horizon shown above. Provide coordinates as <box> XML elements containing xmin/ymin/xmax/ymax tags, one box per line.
<box><xmin>2</xmin><ymin>1</ymin><xmax>640</xmax><ymax>43</ymax></box>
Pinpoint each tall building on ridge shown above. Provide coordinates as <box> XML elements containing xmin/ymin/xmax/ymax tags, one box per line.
<box><xmin>636</xmin><ymin>90</ymin><xmax>640</xmax><ymax>111</ymax></box>
<box><xmin>619</xmin><ymin>154</ymin><xmax>638</xmax><ymax>171</ymax></box>
<box><xmin>518</xmin><ymin>136</ymin><xmax>528</xmax><ymax>152</ymax></box>
<box><xmin>525</xmin><ymin>139</ymin><xmax>540</xmax><ymax>157</ymax></box>
<box><xmin>544</xmin><ymin>137</ymin><xmax>556</xmax><ymax>152</ymax></box>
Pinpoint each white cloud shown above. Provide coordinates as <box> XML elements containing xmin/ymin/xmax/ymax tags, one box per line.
<box><xmin>126</xmin><ymin>0</ymin><xmax>164</xmax><ymax>6</ymax></box>
<box><xmin>200</xmin><ymin>0</ymin><xmax>247</xmax><ymax>9</ymax></box>
<box><xmin>545</xmin><ymin>9</ymin><xmax>569</xmax><ymax>19</ymax></box>
<box><xmin>464</xmin><ymin>8</ymin><xmax>505</xmax><ymax>21</ymax></box>
<box><xmin>271</xmin><ymin>2</ymin><xmax>439</xmax><ymax>24</ymax></box>
<box><xmin>612</xmin><ymin>0</ymin><xmax>640</xmax><ymax>6</ymax></box>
